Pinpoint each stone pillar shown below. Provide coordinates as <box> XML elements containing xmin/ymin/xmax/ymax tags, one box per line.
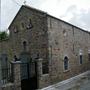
<box><xmin>11</xmin><ymin>61</ymin><xmax>21</xmax><ymax>90</ymax></box>
<box><xmin>37</xmin><ymin>58</ymin><xmax>43</xmax><ymax>88</ymax></box>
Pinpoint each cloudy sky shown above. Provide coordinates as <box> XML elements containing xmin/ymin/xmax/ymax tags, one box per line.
<box><xmin>1</xmin><ymin>0</ymin><xmax>90</xmax><ymax>31</ymax></box>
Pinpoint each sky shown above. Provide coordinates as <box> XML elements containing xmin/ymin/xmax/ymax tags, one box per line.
<box><xmin>1</xmin><ymin>0</ymin><xmax>90</xmax><ymax>31</ymax></box>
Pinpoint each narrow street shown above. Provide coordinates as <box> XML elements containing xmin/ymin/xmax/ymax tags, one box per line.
<box><xmin>41</xmin><ymin>71</ymin><xmax>90</xmax><ymax>90</ymax></box>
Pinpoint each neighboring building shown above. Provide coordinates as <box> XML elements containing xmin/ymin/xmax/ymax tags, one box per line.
<box><xmin>0</xmin><ymin>5</ymin><xmax>90</xmax><ymax>90</ymax></box>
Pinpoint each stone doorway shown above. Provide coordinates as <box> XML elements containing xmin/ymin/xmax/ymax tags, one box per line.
<box><xmin>20</xmin><ymin>52</ymin><xmax>38</xmax><ymax>90</ymax></box>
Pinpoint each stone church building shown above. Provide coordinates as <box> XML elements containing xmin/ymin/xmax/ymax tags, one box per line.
<box><xmin>0</xmin><ymin>5</ymin><xmax>90</xmax><ymax>90</ymax></box>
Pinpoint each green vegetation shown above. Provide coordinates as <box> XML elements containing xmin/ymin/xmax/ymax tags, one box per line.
<box><xmin>0</xmin><ymin>31</ymin><xmax>9</xmax><ymax>41</ymax></box>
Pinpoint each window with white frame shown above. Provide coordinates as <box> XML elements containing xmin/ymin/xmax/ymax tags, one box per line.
<box><xmin>79</xmin><ymin>50</ymin><xmax>83</xmax><ymax>64</ymax></box>
<box><xmin>64</xmin><ymin>56</ymin><xmax>69</xmax><ymax>70</ymax></box>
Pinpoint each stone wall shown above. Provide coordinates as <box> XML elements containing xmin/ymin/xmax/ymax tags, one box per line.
<box><xmin>0</xmin><ymin>61</ymin><xmax>21</xmax><ymax>90</ymax></box>
<box><xmin>9</xmin><ymin>6</ymin><xmax>49</xmax><ymax>61</ymax></box>
<box><xmin>37</xmin><ymin>58</ymin><xmax>50</xmax><ymax>89</ymax></box>
<box><xmin>47</xmin><ymin>15</ymin><xmax>90</xmax><ymax>84</ymax></box>
<box><xmin>0</xmin><ymin>6</ymin><xmax>50</xmax><ymax>89</ymax></box>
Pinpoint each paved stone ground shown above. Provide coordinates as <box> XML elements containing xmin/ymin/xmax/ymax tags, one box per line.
<box><xmin>80</xmin><ymin>80</ymin><xmax>90</xmax><ymax>90</ymax></box>
<box><xmin>40</xmin><ymin>71</ymin><xmax>90</xmax><ymax>90</ymax></box>
<box><xmin>68</xmin><ymin>75</ymin><xmax>90</xmax><ymax>90</ymax></box>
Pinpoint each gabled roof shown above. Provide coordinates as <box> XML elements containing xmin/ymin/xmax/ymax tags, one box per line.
<box><xmin>8</xmin><ymin>5</ymin><xmax>46</xmax><ymax>29</ymax></box>
<box><xmin>8</xmin><ymin>5</ymin><xmax>90</xmax><ymax>34</ymax></box>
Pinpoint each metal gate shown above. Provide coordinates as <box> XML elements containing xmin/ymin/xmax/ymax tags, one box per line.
<box><xmin>20</xmin><ymin>52</ymin><xmax>38</xmax><ymax>90</ymax></box>
<box><xmin>21</xmin><ymin>62</ymin><xmax>38</xmax><ymax>90</ymax></box>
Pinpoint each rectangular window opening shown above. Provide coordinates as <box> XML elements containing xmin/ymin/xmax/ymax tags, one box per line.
<box><xmin>42</xmin><ymin>61</ymin><xmax>49</xmax><ymax>74</ymax></box>
<box><xmin>80</xmin><ymin>55</ymin><xmax>83</xmax><ymax>64</ymax></box>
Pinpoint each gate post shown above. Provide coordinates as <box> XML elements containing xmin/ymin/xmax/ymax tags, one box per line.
<box><xmin>37</xmin><ymin>58</ymin><xmax>43</xmax><ymax>88</ymax></box>
<box><xmin>11</xmin><ymin>61</ymin><xmax>21</xmax><ymax>90</ymax></box>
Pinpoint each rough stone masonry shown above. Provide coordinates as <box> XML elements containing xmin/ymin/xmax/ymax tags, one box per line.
<box><xmin>0</xmin><ymin>5</ymin><xmax>90</xmax><ymax>89</ymax></box>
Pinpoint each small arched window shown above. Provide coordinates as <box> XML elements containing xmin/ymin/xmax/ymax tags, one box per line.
<box><xmin>23</xmin><ymin>41</ymin><xmax>27</xmax><ymax>51</ymax></box>
<box><xmin>64</xmin><ymin>56</ymin><xmax>69</xmax><ymax>70</ymax></box>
